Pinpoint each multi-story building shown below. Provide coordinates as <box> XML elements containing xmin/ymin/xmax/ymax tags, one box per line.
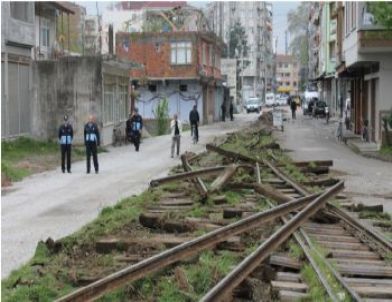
<box><xmin>207</xmin><ymin>2</ymin><xmax>273</xmax><ymax>105</ymax></box>
<box><xmin>275</xmin><ymin>54</ymin><xmax>300</xmax><ymax>95</ymax></box>
<box><xmin>116</xmin><ymin>31</ymin><xmax>224</xmax><ymax>124</ymax></box>
<box><xmin>84</xmin><ymin>15</ymin><xmax>104</xmax><ymax>55</ymax></box>
<box><xmin>308</xmin><ymin>2</ymin><xmax>320</xmax><ymax>83</ymax></box>
<box><xmin>1</xmin><ymin>1</ymin><xmax>74</xmax><ymax>138</ymax></box>
<box><xmin>338</xmin><ymin>2</ymin><xmax>392</xmax><ymax>146</ymax></box>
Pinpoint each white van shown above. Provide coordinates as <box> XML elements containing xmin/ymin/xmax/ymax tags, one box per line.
<box><xmin>265</xmin><ymin>93</ymin><xmax>276</xmax><ymax>107</ymax></box>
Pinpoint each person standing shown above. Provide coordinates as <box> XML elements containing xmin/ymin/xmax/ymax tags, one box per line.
<box><xmin>58</xmin><ymin>114</ymin><xmax>73</xmax><ymax>173</ymax></box>
<box><xmin>229</xmin><ymin>102</ymin><xmax>234</xmax><ymax>121</ymax></box>
<box><xmin>84</xmin><ymin>115</ymin><xmax>100</xmax><ymax>174</ymax></box>
<box><xmin>221</xmin><ymin>102</ymin><xmax>226</xmax><ymax>122</ymax></box>
<box><xmin>290</xmin><ymin>98</ymin><xmax>297</xmax><ymax>120</ymax></box>
<box><xmin>127</xmin><ymin>108</ymin><xmax>143</xmax><ymax>151</ymax></box>
<box><xmin>189</xmin><ymin>105</ymin><xmax>199</xmax><ymax>143</ymax></box>
<box><xmin>170</xmin><ymin>114</ymin><xmax>182</xmax><ymax>158</ymax></box>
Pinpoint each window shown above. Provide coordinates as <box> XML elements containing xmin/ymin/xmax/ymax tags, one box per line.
<box><xmin>10</xmin><ymin>2</ymin><xmax>31</xmax><ymax>22</ymax></box>
<box><xmin>209</xmin><ymin>45</ymin><xmax>214</xmax><ymax>66</ymax></box>
<box><xmin>148</xmin><ymin>84</ymin><xmax>157</xmax><ymax>92</ymax></box>
<box><xmin>285</xmin><ymin>73</ymin><xmax>290</xmax><ymax>77</ymax></box>
<box><xmin>104</xmin><ymin>75</ymin><xmax>128</xmax><ymax>124</ymax></box>
<box><xmin>329</xmin><ymin>42</ymin><xmax>336</xmax><ymax>60</ymax></box>
<box><xmin>284</xmin><ymin>63</ymin><xmax>288</xmax><ymax>68</ymax></box>
<box><xmin>202</xmin><ymin>43</ymin><xmax>207</xmax><ymax>65</ymax></box>
<box><xmin>179</xmin><ymin>84</ymin><xmax>187</xmax><ymax>92</ymax></box>
<box><xmin>40</xmin><ymin>18</ymin><xmax>50</xmax><ymax>48</ymax></box>
<box><xmin>286</xmin><ymin>82</ymin><xmax>290</xmax><ymax>86</ymax></box>
<box><xmin>171</xmin><ymin>42</ymin><xmax>192</xmax><ymax>65</ymax></box>
<box><xmin>293</xmin><ymin>82</ymin><xmax>297</xmax><ymax>87</ymax></box>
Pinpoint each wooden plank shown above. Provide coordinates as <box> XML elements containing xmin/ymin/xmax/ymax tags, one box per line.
<box><xmin>279</xmin><ymin>290</ymin><xmax>309</xmax><ymax>302</ymax></box>
<box><xmin>309</xmin><ymin>234</ymin><xmax>360</xmax><ymax>243</ymax></box>
<box><xmin>269</xmin><ymin>255</ymin><xmax>301</xmax><ymax>270</ymax></box>
<box><xmin>271</xmin><ymin>281</ymin><xmax>308</xmax><ymax>293</ymax></box>
<box><xmin>353</xmin><ymin>286</ymin><xmax>392</xmax><ymax>299</ymax></box>
<box><xmin>159</xmin><ymin>199</ymin><xmax>194</xmax><ymax>206</ymax></box>
<box><xmin>209</xmin><ymin>165</ymin><xmax>239</xmax><ymax>193</ymax></box>
<box><xmin>332</xmin><ymin>258</ymin><xmax>387</xmax><ymax>267</ymax></box>
<box><xmin>302</xmin><ymin>226</ymin><xmax>347</xmax><ymax>236</ymax></box>
<box><xmin>337</xmin><ymin>264</ymin><xmax>392</xmax><ymax>278</ymax></box>
<box><xmin>329</xmin><ymin>250</ymin><xmax>381</xmax><ymax>260</ymax></box>
<box><xmin>304</xmin><ymin>222</ymin><xmax>343</xmax><ymax>230</ymax></box>
<box><xmin>344</xmin><ymin>277</ymin><xmax>392</xmax><ymax>287</ymax></box>
<box><xmin>276</xmin><ymin>272</ymin><xmax>302</xmax><ymax>283</ymax></box>
<box><xmin>318</xmin><ymin>241</ymin><xmax>370</xmax><ymax>251</ymax></box>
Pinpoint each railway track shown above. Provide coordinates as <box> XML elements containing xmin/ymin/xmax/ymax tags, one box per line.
<box><xmin>56</xmin><ymin>131</ymin><xmax>392</xmax><ymax>302</ymax></box>
<box><xmin>203</xmin><ymin>144</ymin><xmax>392</xmax><ymax>302</ymax></box>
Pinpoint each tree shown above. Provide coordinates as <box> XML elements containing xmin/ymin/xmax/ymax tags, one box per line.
<box><xmin>224</xmin><ymin>21</ymin><xmax>251</xmax><ymax>98</ymax></box>
<box><xmin>154</xmin><ymin>98</ymin><xmax>169</xmax><ymax>135</ymax></box>
<box><xmin>287</xmin><ymin>2</ymin><xmax>311</xmax><ymax>90</ymax></box>
<box><xmin>368</xmin><ymin>2</ymin><xmax>392</xmax><ymax>30</ymax></box>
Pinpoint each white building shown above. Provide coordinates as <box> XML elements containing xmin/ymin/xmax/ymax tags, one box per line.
<box><xmin>207</xmin><ymin>2</ymin><xmax>274</xmax><ymax>103</ymax></box>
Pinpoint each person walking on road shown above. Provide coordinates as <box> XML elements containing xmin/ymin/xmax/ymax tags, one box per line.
<box><xmin>229</xmin><ymin>102</ymin><xmax>234</xmax><ymax>121</ymax></box>
<box><xmin>127</xmin><ymin>108</ymin><xmax>143</xmax><ymax>151</ymax></box>
<box><xmin>170</xmin><ymin>114</ymin><xmax>182</xmax><ymax>158</ymax></box>
<box><xmin>58</xmin><ymin>114</ymin><xmax>73</xmax><ymax>173</ymax></box>
<box><xmin>189</xmin><ymin>105</ymin><xmax>200</xmax><ymax>143</ymax></box>
<box><xmin>290</xmin><ymin>98</ymin><xmax>297</xmax><ymax>120</ymax></box>
<box><xmin>221</xmin><ymin>102</ymin><xmax>226</xmax><ymax>122</ymax></box>
<box><xmin>84</xmin><ymin>115</ymin><xmax>100</xmax><ymax>174</ymax></box>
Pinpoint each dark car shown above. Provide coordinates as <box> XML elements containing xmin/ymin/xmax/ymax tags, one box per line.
<box><xmin>313</xmin><ymin>100</ymin><xmax>327</xmax><ymax>117</ymax></box>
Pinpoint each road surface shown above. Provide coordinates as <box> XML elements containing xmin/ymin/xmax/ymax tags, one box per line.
<box><xmin>1</xmin><ymin>114</ymin><xmax>255</xmax><ymax>278</ymax></box>
<box><xmin>275</xmin><ymin>109</ymin><xmax>392</xmax><ymax>213</ymax></box>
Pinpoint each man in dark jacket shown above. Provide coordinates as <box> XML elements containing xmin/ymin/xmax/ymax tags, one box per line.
<box><xmin>221</xmin><ymin>102</ymin><xmax>226</xmax><ymax>122</ymax></box>
<box><xmin>127</xmin><ymin>108</ymin><xmax>143</xmax><ymax>151</ymax></box>
<box><xmin>229</xmin><ymin>102</ymin><xmax>234</xmax><ymax>121</ymax></box>
<box><xmin>58</xmin><ymin>114</ymin><xmax>73</xmax><ymax>173</ymax></box>
<box><xmin>189</xmin><ymin>105</ymin><xmax>200</xmax><ymax>143</ymax></box>
<box><xmin>290</xmin><ymin>97</ymin><xmax>297</xmax><ymax>120</ymax></box>
<box><xmin>84</xmin><ymin>115</ymin><xmax>100</xmax><ymax>174</ymax></box>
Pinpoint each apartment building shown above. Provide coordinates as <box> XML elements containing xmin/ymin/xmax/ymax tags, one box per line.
<box><xmin>207</xmin><ymin>2</ymin><xmax>274</xmax><ymax>104</ymax></box>
<box><xmin>275</xmin><ymin>54</ymin><xmax>300</xmax><ymax>95</ymax></box>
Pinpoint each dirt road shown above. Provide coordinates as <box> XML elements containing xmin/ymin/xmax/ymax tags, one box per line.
<box><xmin>1</xmin><ymin>114</ymin><xmax>255</xmax><ymax>278</ymax></box>
<box><xmin>275</xmin><ymin>109</ymin><xmax>392</xmax><ymax>213</ymax></box>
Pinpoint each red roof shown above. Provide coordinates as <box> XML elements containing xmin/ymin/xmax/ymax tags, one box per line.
<box><xmin>116</xmin><ymin>1</ymin><xmax>186</xmax><ymax>11</ymax></box>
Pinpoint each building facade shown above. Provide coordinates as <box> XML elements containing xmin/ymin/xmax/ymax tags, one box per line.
<box><xmin>116</xmin><ymin>31</ymin><xmax>224</xmax><ymax>124</ymax></box>
<box><xmin>1</xmin><ymin>1</ymin><xmax>74</xmax><ymax>138</ymax></box>
<box><xmin>207</xmin><ymin>2</ymin><xmax>274</xmax><ymax>105</ymax></box>
<box><xmin>311</xmin><ymin>2</ymin><xmax>392</xmax><ymax>147</ymax></box>
<box><xmin>275</xmin><ymin>54</ymin><xmax>300</xmax><ymax>95</ymax></box>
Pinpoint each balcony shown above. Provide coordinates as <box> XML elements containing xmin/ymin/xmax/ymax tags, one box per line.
<box><xmin>358</xmin><ymin>30</ymin><xmax>392</xmax><ymax>53</ymax></box>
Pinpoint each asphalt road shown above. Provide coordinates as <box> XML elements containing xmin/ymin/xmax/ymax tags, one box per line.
<box><xmin>275</xmin><ymin>109</ymin><xmax>392</xmax><ymax>213</ymax></box>
<box><xmin>1</xmin><ymin>114</ymin><xmax>255</xmax><ymax>278</ymax></box>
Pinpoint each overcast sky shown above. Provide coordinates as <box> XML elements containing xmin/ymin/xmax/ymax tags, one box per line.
<box><xmin>79</xmin><ymin>1</ymin><xmax>299</xmax><ymax>54</ymax></box>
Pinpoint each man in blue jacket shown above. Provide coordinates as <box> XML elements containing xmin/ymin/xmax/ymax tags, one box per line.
<box><xmin>58</xmin><ymin>114</ymin><xmax>73</xmax><ymax>173</ymax></box>
<box><xmin>84</xmin><ymin>115</ymin><xmax>100</xmax><ymax>174</ymax></box>
<box><xmin>127</xmin><ymin>108</ymin><xmax>143</xmax><ymax>151</ymax></box>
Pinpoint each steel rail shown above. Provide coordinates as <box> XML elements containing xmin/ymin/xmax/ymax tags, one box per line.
<box><xmin>265</xmin><ymin>158</ymin><xmax>392</xmax><ymax>253</ymax></box>
<box><xmin>150</xmin><ymin>166</ymin><xmax>227</xmax><ymax>187</ymax></box>
<box><xmin>267</xmin><ymin>200</ymin><xmax>340</xmax><ymax>302</ymax></box>
<box><xmin>200</xmin><ymin>181</ymin><xmax>344</xmax><ymax>302</ymax></box>
<box><xmin>56</xmin><ymin>194</ymin><xmax>319</xmax><ymax>302</ymax></box>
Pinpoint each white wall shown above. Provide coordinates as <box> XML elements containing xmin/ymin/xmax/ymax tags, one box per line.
<box><xmin>136</xmin><ymin>80</ymin><xmax>204</xmax><ymax>124</ymax></box>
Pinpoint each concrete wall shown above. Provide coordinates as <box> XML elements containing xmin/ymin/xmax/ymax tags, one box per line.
<box><xmin>32</xmin><ymin>57</ymin><xmax>103</xmax><ymax>144</ymax></box>
<box><xmin>1</xmin><ymin>2</ymin><xmax>35</xmax><ymax>49</ymax></box>
<box><xmin>135</xmin><ymin>80</ymin><xmax>203</xmax><ymax>124</ymax></box>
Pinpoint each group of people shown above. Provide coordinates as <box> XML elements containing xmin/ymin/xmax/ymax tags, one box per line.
<box><xmin>221</xmin><ymin>102</ymin><xmax>234</xmax><ymax>122</ymax></box>
<box><xmin>58</xmin><ymin>105</ymin><xmax>203</xmax><ymax>173</ymax></box>
<box><xmin>58</xmin><ymin>115</ymin><xmax>100</xmax><ymax>174</ymax></box>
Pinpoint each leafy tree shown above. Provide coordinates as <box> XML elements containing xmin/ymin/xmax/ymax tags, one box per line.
<box><xmin>368</xmin><ymin>2</ymin><xmax>392</xmax><ymax>30</ymax></box>
<box><xmin>287</xmin><ymin>2</ymin><xmax>311</xmax><ymax>90</ymax></box>
<box><xmin>154</xmin><ymin>98</ymin><xmax>169</xmax><ymax>135</ymax></box>
<box><xmin>224</xmin><ymin>21</ymin><xmax>250</xmax><ymax>96</ymax></box>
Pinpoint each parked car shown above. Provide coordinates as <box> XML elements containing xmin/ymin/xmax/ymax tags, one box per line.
<box><xmin>265</xmin><ymin>93</ymin><xmax>276</xmax><ymax>107</ymax></box>
<box><xmin>276</xmin><ymin>95</ymin><xmax>288</xmax><ymax>106</ymax></box>
<box><xmin>244</xmin><ymin>97</ymin><xmax>262</xmax><ymax>113</ymax></box>
<box><xmin>313</xmin><ymin>100</ymin><xmax>327</xmax><ymax>117</ymax></box>
<box><xmin>303</xmin><ymin>97</ymin><xmax>318</xmax><ymax>115</ymax></box>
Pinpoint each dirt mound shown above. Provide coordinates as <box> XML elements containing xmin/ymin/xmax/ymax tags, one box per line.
<box><xmin>259</xmin><ymin>111</ymin><xmax>273</xmax><ymax>126</ymax></box>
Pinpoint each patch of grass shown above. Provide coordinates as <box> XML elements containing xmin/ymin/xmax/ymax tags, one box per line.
<box><xmin>284</xmin><ymin>163</ymin><xmax>308</xmax><ymax>182</ymax></box>
<box><xmin>301</xmin><ymin>264</ymin><xmax>330</xmax><ymax>302</ymax></box>
<box><xmin>158</xmin><ymin>278</ymin><xmax>191</xmax><ymax>302</ymax></box>
<box><xmin>224</xmin><ymin>191</ymin><xmax>242</xmax><ymax>205</ymax></box>
<box><xmin>379</xmin><ymin>145</ymin><xmax>392</xmax><ymax>156</ymax></box>
<box><xmin>289</xmin><ymin>241</ymin><xmax>304</xmax><ymax>259</ymax></box>
<box><xmin>1</xmin><ymin>161</ymin><xmax>30</xmax><ymax>182</ymax></box>
<box><xmin>358</xmin><ymin>210</ymin><xmax>391</xmax><ymax>220</ymax></box>
<box><xmin>2</xmin><ymin>137</ymin><xmax>58</xmax><ymax>162</ymax></box>
<box><xmin>1</xmin><ymin>189</ymin><xmax>158</xmax><ymax>301</ymax></box>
